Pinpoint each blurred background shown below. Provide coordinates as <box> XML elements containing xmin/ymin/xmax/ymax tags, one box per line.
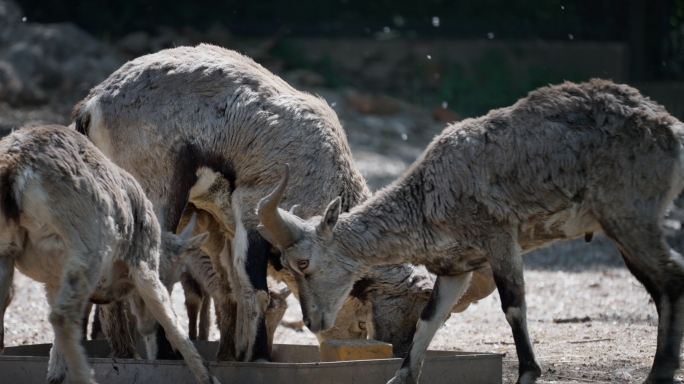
<box><xmin>2</xmin><ymin>1</ymin><xmax>684</xmax><ymax>381</ymax></box>
<box><xmin>2</xmin><ymin>0</ymin><xmax>684</xmax><ymax>187</ymax></box>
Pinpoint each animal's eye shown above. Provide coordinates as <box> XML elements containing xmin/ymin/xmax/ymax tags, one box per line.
<box><xmin>358</xmin><ymin>322</ymin><xmax>366</xmax><ymax>330</ymax></box>
<box><xmin>297</xmin><ymin>260</ymin><xmax>309</xmax><ymax>270</ymax></box>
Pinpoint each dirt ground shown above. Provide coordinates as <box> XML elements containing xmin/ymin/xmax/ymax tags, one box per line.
<box><xmin>4</xmin><ymin>240</ymin><xmax>677</xmax><ymax>384</ymax></box>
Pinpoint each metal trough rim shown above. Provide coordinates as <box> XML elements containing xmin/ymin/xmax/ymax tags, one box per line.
<box><xmin>2</xmin><ymin>341</ymin><xmax>504</xmax><ymax>365</ymax></box>
<box><xmin>1</xmin><ymin>341</ymin><xmax>504</xmax><ymax>384</ymax></box>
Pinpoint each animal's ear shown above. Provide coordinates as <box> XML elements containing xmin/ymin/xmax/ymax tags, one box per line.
<box><xmin>318</xmin><ymin>197</ymin><xmax>341</xmax><ymax>242</ymax></box>
<box><xmin>178</xmin><ymin>212</ymin><xmax>198</xmax><ymax>240</ymax></box>
<box><xmin>258</xmin><ymin>223</ymin><xmax>279</xmax><ymax>247</ymax></box>
<box><xmin>271</xmin><ymin>286</ymin><xmax>292</xmax><ymax>304</ymax></box>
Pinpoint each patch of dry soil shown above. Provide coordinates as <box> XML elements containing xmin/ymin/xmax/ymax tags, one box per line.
<box><xmin>5</xmin><ymin>264</ymin><xmax>676</xmax><ymax>383</ymax></box>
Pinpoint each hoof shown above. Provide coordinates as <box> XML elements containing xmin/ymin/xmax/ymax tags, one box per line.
<box><xmin>47</xmin><ymin>374</ymin><xmax>66</xmax><ymax>384</ymax></box>
<box><xmin>387</xmin><ymin>369</ymin><xmax>417</xmax><ymax>384</ymax></box>
<box><xmin>516</xmin><ymin>370</ymin><xmax>540</xmax><ymax>384</ymax></box>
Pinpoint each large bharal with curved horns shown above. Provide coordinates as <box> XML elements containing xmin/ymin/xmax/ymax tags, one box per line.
<box><xmin>256</xmin><ymin>164</ymin><xmax>304</xmax><ymax>249</ymax></box>
<box><xmin>257</xmin><ymin>79</ymin><xmax>684</xmax><ymax>384</ymax></box>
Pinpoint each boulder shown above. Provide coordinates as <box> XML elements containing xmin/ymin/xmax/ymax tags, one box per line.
<box><xmin>0</xmin><ymin>1</ymin><xmax>126</xmax><ymax>106</ymax></box>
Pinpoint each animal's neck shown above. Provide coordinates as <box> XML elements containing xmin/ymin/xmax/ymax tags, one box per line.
<box><xmin>334</xmin><ymin>176</ymin><xmax>437</xmax><ymax>267</ymax></box>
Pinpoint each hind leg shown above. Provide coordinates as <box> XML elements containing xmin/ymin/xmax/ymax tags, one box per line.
<box><xmin>181</xmin><ymin>273</ymin><xmax>212</xmax><ymax>341</ymax></box>
<box><xmin>487</xmin><ymin>232</ymin><xmax>541</xmax><ymax>384</ymax></box>
<box><xmin>601</xmin><ymin>219</ymin><xmax>684</xmax><ymax>384</ymax></box>
<box><xmin>181</xmin><ymin>272</ymin><xmax>203</xmax><ymax>340</ymax></box>
<box><xmin>45</xmin><ymin>285</ymin><xmax>68</xmax><ymax>384</ymax></box>
<box><xmin>213</xmin><ymin>240</ymin><xmax>238</xmax><ymax>361</ymax></box>
<box><xmin>129</xmin><ymin>292</ymin><xmax>160</xmax><ymax>360</ymax></box>
<box><xmin>100</xmin><ymin>301</ymin><xmax>140</xmax><ymax>359</ymax></box>
<box><xmin>198</xmin><ymin>292</ymin><xmax>211</xmax><ymax>341</ymax></box>
<box><xmin>131</xmin><ymin>261</ymin><xmax>217</xmax><ymax>384</ymax></box>
<box><xmin>48</xmin><ymin>256</ymin><xmax>101</xmax><ymax>384</ymax></box>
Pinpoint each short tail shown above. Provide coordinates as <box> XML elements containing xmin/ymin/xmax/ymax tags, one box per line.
<box><xmin>0</xmin><ymin>167</ymin><xmax>19</xmax><ymax>225</ymax></box>
<box><xmin>71</xmin><ymin>98</ymin><xmax>91</xmax><ymax>137</ymax></box>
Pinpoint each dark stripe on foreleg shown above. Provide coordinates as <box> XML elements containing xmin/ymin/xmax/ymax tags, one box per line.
<box><xmin>240</xmin><ymin>230</ymin><xmax>272</xmax><ymax>361</ymax></box>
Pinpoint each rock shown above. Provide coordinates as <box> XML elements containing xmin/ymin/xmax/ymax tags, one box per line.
<box><xmin>0</xmin><ymin>59</ymin><xmax>22</xmax><ymax>105</ymax></box>
<box><xmin>0</xmin><ymin>0</ymin><xmax>22</xmax><ymax>34</ymax></box>
<box><xmin>117</xmin><ymin>31</ymin><xmax>151</xmax><ymax>55</ymax></box>
<box><xmin>0</xmin><ymin>1</ymin><xmax>126</xmax><ymax>108</ymax></box>
<box><xmin>431</xmin><ymin>105</ymin><xmax>461</xmax><ymax>122</ymax></box>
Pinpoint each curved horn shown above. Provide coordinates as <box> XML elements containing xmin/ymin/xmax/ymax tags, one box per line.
<box><xmin>156</xmin><ymin>207</ymin><xmax>167</xmax><ymax>231</ymax></box>
<box><xmin>179</xmin><ymin>212</ymin><xmax>198</xmax><ymax>239</ymax></box>
<box><xmin>257</xmin><ymin>164</ymin><xmax>304</xmax><ymax>248</ymax></box>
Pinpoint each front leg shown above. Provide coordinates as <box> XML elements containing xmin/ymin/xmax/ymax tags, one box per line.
<box><xmin>389</xmin><ymin>273</ymin><xmax>472</xmax><ymax>384</ymax></box>
<box><xmin>44</xmin><ymin>284</ymin><xmax>67</xmax><ymax>384</ymax></box>
<box><xmin>100</xmin><ymin>301</ymin><xmax>140</xmax><ymax>359</ymax></box>
<box><xmin>131</xmin><ymin>263</ymin><xmax>218</xmax><ymax>384</ymax></box>
<box><xmin>181</xmin><ymin>272</ymin><xmax>204</xmax><ymax>340</ymax></box>
<box><xmin>231</xmin><ymin>223</ymin><xmax>271</xmax><ymax>362</ymax></box>
<box><xmin>488</xmin><ymin>233</ymin><xmax>541</xmax><ymax>384</ymax></box>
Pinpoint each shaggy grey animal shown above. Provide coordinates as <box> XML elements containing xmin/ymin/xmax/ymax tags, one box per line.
<box><xmin>180</xmin><ymin>240</ymin><xmax>293</xmax><ymax>354</ymax></box>
<box><xmin>177</xmin><ymin>205</ymin><xmax>292</xmax><ymax>355</ymax></box>
<box><xmin>71</xmin><ymin>44</ymin><xmax>370</xmax><ymax>362</ymax></box>
<box><xmin>258</xmin><ymin>79</ymin><xmax>684</xmax><ymax>384</ymax></box>
<box><xmin>0</xmin><ymin>125</ymin><xmax>216</xmax><ymax>384</ymax></box>
<box><xmin>270</xmin><ymin>255</ymin><xmax>495</xmax><ymax>356</ymax></box>
<box><xmin>86</xmin><ymin>224</ymin><xmax>292</xmax><ymax>359</ymax></box>
<box><xmin>351</xmin><ymin>264</ymin><xmax>495</xmax><ymax>358</ymax></box>
<box><xmin>183</xmin><ymin>194</ymin><xmax>494</xmax><ymax>356</ymax></box>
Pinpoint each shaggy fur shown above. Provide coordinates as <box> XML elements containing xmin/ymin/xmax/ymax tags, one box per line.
<box><xmin>259</xmin><ymin>80</ymin><xmax>684</xmax><ymax>384</ymax></box>
<box><xmin>71</xmin><ymin>44</ymin><xmax>369</xmax><ymax>362</ymax></box>
<box><xmin>181</xmin><ymin>245</ymin><xmax>293</xmax><ymax>354</ymax></box>
<box><xmin>0</xmin><ymin>125</ymin><xmax>216</xmax><ymax>384</ymax></box>
<box><xmin>184</xmin><ymin>197</ymin><xmax>494</xmax><ymax>357</ymax></box>
<box><xmin>88</xmin><ymin>237</ymin><xmax>291</xmax><ymax>358</ymax></box>
<box><xmin>352</xmin><ymin>264</ymin><xmax>495</xmax><ymax>358</ymax></box>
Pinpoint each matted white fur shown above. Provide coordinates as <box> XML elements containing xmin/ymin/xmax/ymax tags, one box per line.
<box><xmin>190</xmin><ymin>167</ymin><xmax>219</xmax><ymax>200</ymax></box>
<box><xmin>82</xmin><ymin>98</ymin><xmax>115</xmax><ymax>160</ymax></box>
<box><xmin>0</xmin><ymin>126</ymin><xmax>217</xmax><ymax>384</ymax></box>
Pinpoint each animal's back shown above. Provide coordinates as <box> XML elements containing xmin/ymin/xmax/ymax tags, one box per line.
<box><xmin>419</xmin><ymin>79</ymin><xmax>684</xmax><ymax>238</ymax></box>
<box><xmin>0</xmin><ymin>126</ymin><xmax>150</xmax><ymax>259</ymax></box>
<box><xmin>73</xmin><ymin>44</ymin><xmax>369</xmax><ymax>217</ymax></box>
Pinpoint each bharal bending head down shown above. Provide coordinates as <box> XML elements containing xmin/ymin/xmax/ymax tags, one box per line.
<box><xmin>259</xmin><ymin>79</ymin><xmax>684</xmax><ymax>384</ymax></box>
<box><xmin>0</xmin><ymin>125</ymin><xmax>215</xmax><ymax>384</ymax></box>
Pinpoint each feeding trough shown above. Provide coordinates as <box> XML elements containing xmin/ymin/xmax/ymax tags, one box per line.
<box><xmin>0</xmin><ymin>340</ymin><xmax>502</xmax><ymax>383</ymax></box>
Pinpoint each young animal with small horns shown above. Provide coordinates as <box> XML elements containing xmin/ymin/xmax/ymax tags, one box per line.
<box><xmin>257</xmin><ymin>79</ymin><xmax>684</xmax><ymax>384</ymax></box>
<box><xmin>0</xmin><ymin>125</ymin><xmax>216</xmax><ymax>384</ymax></box>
